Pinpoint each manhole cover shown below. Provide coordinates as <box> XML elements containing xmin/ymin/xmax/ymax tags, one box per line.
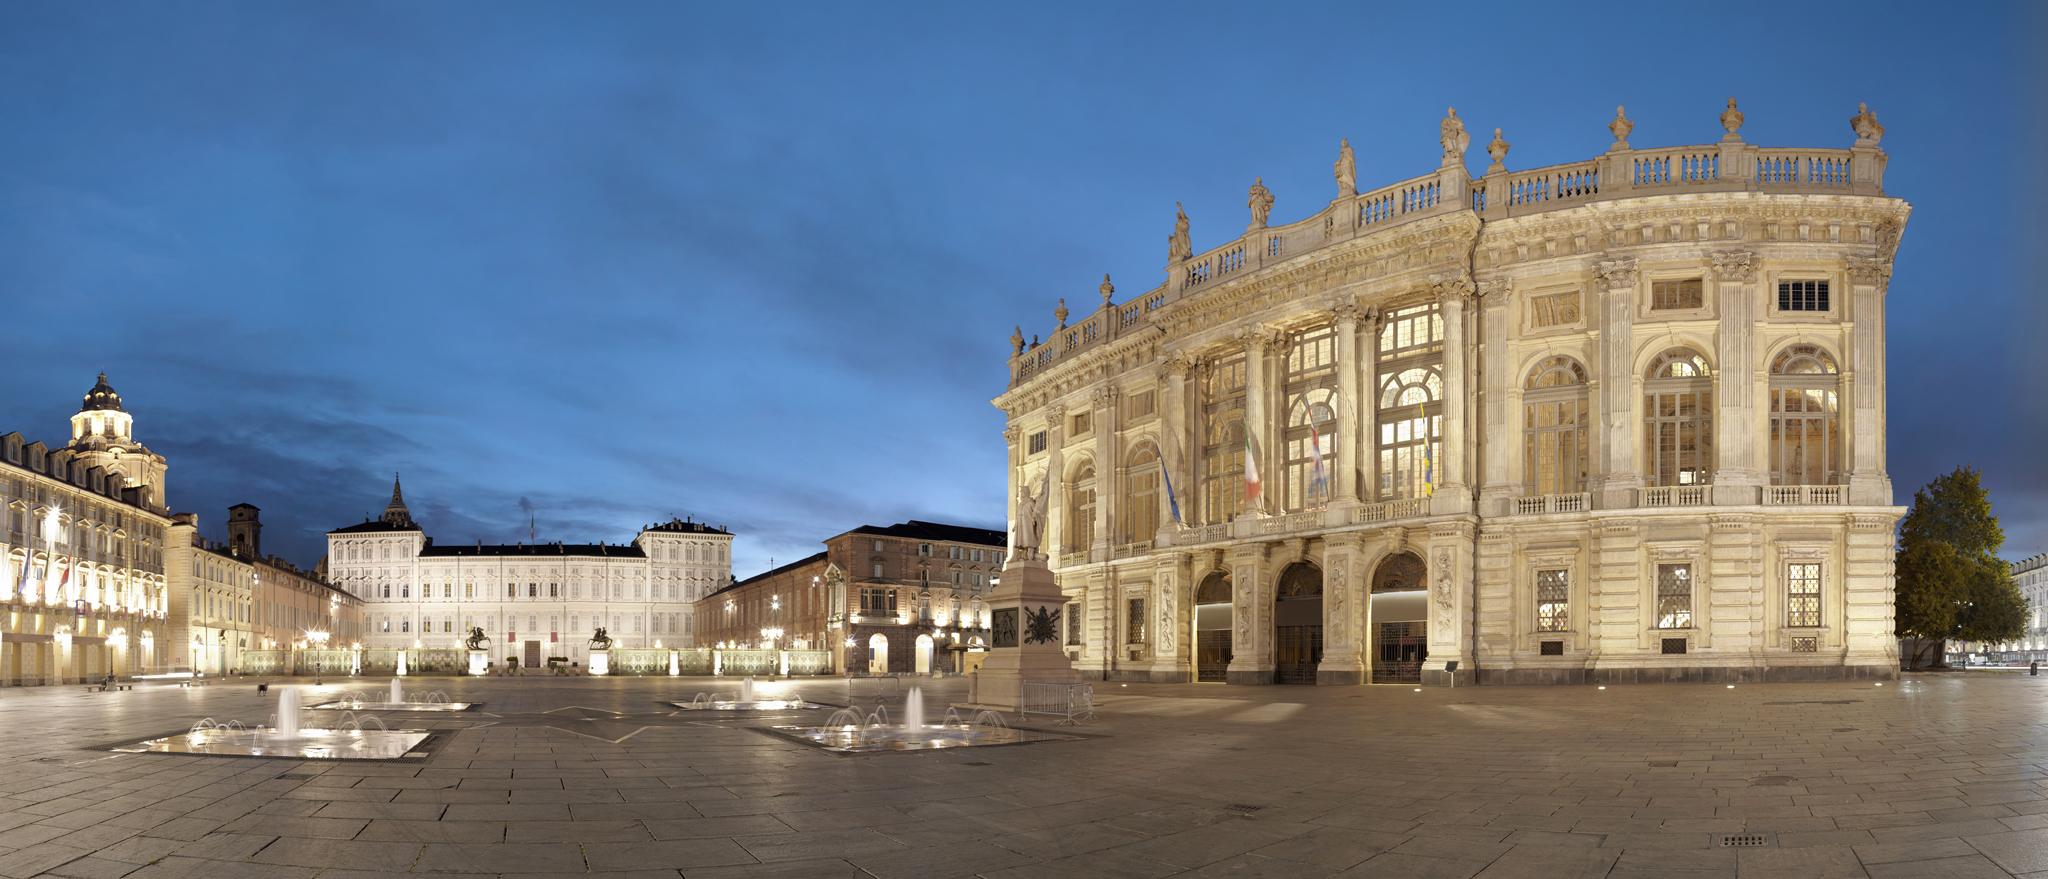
<box><xmin>1224</xmin><ymin>804</ymin><xmax>1263</xmax><ymax>814</ymax></box>
<box><xmin>1752</xmin><ymin>776</ymin><xmax>1796</xmax><ymax>786</ymax></box>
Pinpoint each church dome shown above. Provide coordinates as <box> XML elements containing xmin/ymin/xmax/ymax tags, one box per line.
<box><xmin>80</xmin><ymin>373</ymin><xmax>124</xmax><ymax>412</ymax></box>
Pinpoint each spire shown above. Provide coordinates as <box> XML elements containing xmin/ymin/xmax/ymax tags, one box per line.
<box><xmin>380</xmin><ymin>473</ymin><xmax>415</xmax><ymax>528</ymax></box>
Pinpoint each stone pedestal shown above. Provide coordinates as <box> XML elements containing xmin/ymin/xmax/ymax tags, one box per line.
<box><xmin>588</xmin><ymin>648</ymin><xmax>610</xmax><ymax>676</ymax></box>
<box><xmin>466</xmin><ymin>649</ymin><xmax>488</xmax><ymax>676</ymax></box>
<box><xmin>962</xmin><ymin>559</ymin><xmax>1079</xmax><ymax>711</ymax></box>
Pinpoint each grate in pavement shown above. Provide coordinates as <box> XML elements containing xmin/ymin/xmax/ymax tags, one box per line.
<box><xmin>1718</xmin><ymin>833</ymin><xmax>1773</xmax><ymax>847</ymax></box>
<box><xmin>1224</xmin><ymin>804</ymin><xmax>1263</xmax><ymax>814</ymax></box>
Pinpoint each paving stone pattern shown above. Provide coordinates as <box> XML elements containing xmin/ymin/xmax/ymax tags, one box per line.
<box><xmin>3</xmin><ymin>673</ymin><xmax>2047</xmax><ymax>877</ymax></box>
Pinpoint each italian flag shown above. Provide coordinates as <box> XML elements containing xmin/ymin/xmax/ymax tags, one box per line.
<box><xmin>1244</xmin><ymin>431</ymin><xmax>1262</xmax><ymax>503</ymax></box>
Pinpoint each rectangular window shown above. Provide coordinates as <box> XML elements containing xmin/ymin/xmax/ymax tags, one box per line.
<box><xmin>1651</xmin><ymin>278</ymin><xmax>1704</xmax><ymax>310</ymax></box>
<box><xmin>950</xmin><ymin>546</ymin><xmax>962</xmax><ymax>559</ymax></box>
<box><xmin>465</xmin><ymin>583</ymin><xmax>473</xmax><ymax>598</ymax></box>
<box><xmin>872</xmin><ymin>539</ymin><xmax>884</xmax><ymax>552</ymax></box>
<box><xmin>1778</xmin><ymin>280</ymin><xmax>1829</xmax><ymax>312</ymax></box>
<box><xmin>1656</xmin><ymin>564</ymin><xmax>1693</xmax><ymax>629</ymax></box>
<box><xmin>528</xmin><ymin>584</ymin><xmax>537</xmax><ymax>598</ymax></box>
<box><xmin>1126</xmin><ymin>390</ymin><xmax>1156</xmax><ymax>420</ymax></box>
<box><xmin>1529</xmin><ymin>291</ymin><xmax>1581</xmax><ymax>327</ymax></box>
<box><xmin>919</xmin><ymin>543</ymin><xmax>932</xmax><ymax>557</ymax></box>
<box><xmin>1535</xmin><ymin>570</ymin><xmax>1568</xmax><ymax>632</ymax></box>
<box><xmin>507</xmin><ymin>584</ymin><xmax>515</xmax><ymax>598</ymax></box>
<box><xmin>1028</xmin><ymin>431</ymin><xmax>1048</xmax><ymax>454</ymax></box>
<box><xmin>1126</xmin><ymin>598</ymin><xmax>1146</xmax><ymax>643</ymax></box>
<box><xmin>1066</xmin><ymin>601</ymin><xmax>1083</xmax><ymax>645</ymax></box>
<box><xmin>1071</xmin><ymin>412</ymin><xmax>1091</xmax><ymax>436</ymax></box>
<box><xmin>872</xmin><ymin>563</ymin><xmax>884</xmax><ymax>578</ymax></box>
<box><xmin>1787</xmin><ymin>563</ymin><xmax>1821</xmax><ymax>627</ymax></box>
<box><xmin>400</xmin><ymin>618</ymin><xmax>410</xmax><ymax>633</ymax></box>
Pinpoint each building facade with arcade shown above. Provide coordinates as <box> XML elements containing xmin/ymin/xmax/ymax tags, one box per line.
<box><xmin>995</xmin><ymin>102</ymin><xmax>1907</xmax><ymax>686</ymax></box>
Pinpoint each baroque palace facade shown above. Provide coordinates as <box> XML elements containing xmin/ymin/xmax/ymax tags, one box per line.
<box><xmin>167</xmin><ymin>504</ymin><xmax>365</xmax><ymax>675</ymax></box>
<box><xmin>1</xmin><ymin>375</ymin><xmax>172</xmax><ymax>684</ymax></box>
<box><xmin>325</xmin><ymin>481</ymin><xmax>732</xmax><ymax>667</ymax></box>
<box><xmin>995</xmin><ymin>102</ymin><xmax>1907</xmax><ymax>686</ymax></box>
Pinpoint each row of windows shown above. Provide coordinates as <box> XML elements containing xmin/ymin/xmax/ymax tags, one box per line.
<box><xmin>373</xmin><ymin>581</ymin><xmax>708</xmax><ymax>602</ymax></box>
<box><xmin>1533</xmin><ymin>562</ymin><xmax>1821</xmax><ymax>633</ymax></box>
<box><xmin>376</xmin><ymin>611</ymin><xmax>692</xmax><ymax>636</ymax></box>
<box><xmin>339</xmin><ymin>543</ymin><xmax>728</xmax><ymax>563</ymax></box>
<box><xmin>1529</xmin><ymin>279</ymin><xmax>1831</xmax><ymax>330</ymax></box>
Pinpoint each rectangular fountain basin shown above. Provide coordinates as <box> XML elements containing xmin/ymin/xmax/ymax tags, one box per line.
<box><xmin>111</xmin><ymin>728</ymin><xmax>434</xmax><ymax>760</ymax></box>
<box><xmin>760</xmin><ymin>724</ymin><xmax>1083</xmax><ymax>754</ymax></box>
<box><xmin>669</xmin><ymin>700</ymin><xmax>829</xmax><ymax>711</ymax></box>
<box><xmin>308</xmin><ymin>700</ymin><xmax>479</xmax><ymax>711</ymax></box>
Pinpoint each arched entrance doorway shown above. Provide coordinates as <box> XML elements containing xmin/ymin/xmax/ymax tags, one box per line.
<box><xmin>914</xmin><ymin>634</ymin><xmax>933</xmax><ymax>675</ymax></box>
<box><xmin>868</xmin><ymin>634</ymin><xmax>890</xmax><ymax>674</ymax></box>
<box><xmin>1371</xmin><ymin>552</ymin><xmax>1428</xmax><ymax>683</ymax></box>
<box><xmin>1193</xmin><ymin>572</ymin><xmax>1232</xmax><ymax>682</ymax></box>
<box><xmin>1274</xmin><ymin>562</ymin><xmax>1323</xmax><ymax>684</ymax></box>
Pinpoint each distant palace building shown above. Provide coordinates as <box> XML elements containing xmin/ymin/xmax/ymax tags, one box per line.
<box><xmin>167</xmin><ymin>505</ymin><xmax>365</xmax><ymax>675</ymax></box>
<box><xmin>995</xmin><ymin>103</ymin><xmax>1908</xmax><ymax>686</ymax></box>
<box><xmin>325</xmin><ymin>481</ymin><xmax>731</xmax><ymax>667</ymax></box>
<box><xmin>695</xmin><ymin>520</ymin><xmax>1006</xmax><ymax>675</ymax></box>
<box><xmin>2</xmin><ymin>374</ymin><xmax>172</xmax><ymax>683</ymax></box>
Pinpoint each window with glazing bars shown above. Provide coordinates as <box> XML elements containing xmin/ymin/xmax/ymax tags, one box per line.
<box><xmin>1656</xmin><ymin>564</ymin><xmax>1692</xmax><ymax>629</ymax></box>
<box><xmin>1126</xmin><ymin>598</ymin><xmax>1146</xmax><ymax>643</ymax></box>
<box><xmin>1066</xmin><ymin>601</ymin><xmax>1083</xmax><ymax>645</ymax></box>
<box><xmin>1652</xmin><ymin>278</ymin><xmax>1703</xmax><ymax>310</ymax></box>
<box><xmin>1778</xmin><ymin>280</ymin><xmax>1829</xmax><ymax>311</ymax></box>
<box><xmin>1787</xmin><ymin>563</ymin><xmax>1821</xmax><ymax>627</ymax></box>
<box><xmin>1536</xmin><ymin>570</ymin><xmax>1568</xmax><ymax>632</ymax></box>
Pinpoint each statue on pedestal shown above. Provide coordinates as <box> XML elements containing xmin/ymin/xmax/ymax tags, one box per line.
<box><xmin>1440</xmin><ymin>108</ymin><xmax>1470</xmax><ymax>163</ymax></box>
<box><xmin>589</xmin><ymin>627</ymin><xmax>614</xmax><ymax>649</ymax></box>
<box><xmin>463</xmin><ymin>626</ymin><xmax>489</xmax><ymax>650</ymax></box>
<box><xmin>1014</xmin><ymin>473</ymin><xmax>1047</xmax><ymax>560</ymax></box>
<box><xmin>1334</xmin><ymin>138</ymin><xmax>1356</xmax><ymax>197</ymax></box>
<box><xmin>1247</xmin><ymin>177</ymin><xmax>1274</xmax><ymax>230</ymax></box>
<box><xmin>1168</xmin><ymin>203</ymin><xmax>1192</xmax><ymax>262</ymax></box>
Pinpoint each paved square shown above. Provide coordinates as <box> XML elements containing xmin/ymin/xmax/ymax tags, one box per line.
<box><xmin>3</xmin><ymin>673</ymin><xmax>2045</xmax><ymax>877</ymax></box>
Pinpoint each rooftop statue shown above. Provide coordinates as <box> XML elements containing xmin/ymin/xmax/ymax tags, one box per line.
<box><xmin>1334</xmin><ymin>138</ymin><xmax>1356</xmax><ymax>197</ymax></box>
<box><xmin>1851</xmin><ymin>102</ymin><xmax>1885</xmax><ymax>145</ymax></box>
<box><xmin>1440</xmin><ymin>107</ymin><xmax>1470</xmax><ymax>162</ymax></box>
<box><xmin>1247</xmin><ymin>177</ymin><xmax>1274</xmax><ymax>231</ymax></box>
<box><xmin>1168</xmin><ymin>202</ymin><xmax>1192</xmax><ymax>262</ymax></box>
<box><xmin>1010</xmin><ymin>326</ymin><xmax>1023</xmax><ymax>355</ymax></box>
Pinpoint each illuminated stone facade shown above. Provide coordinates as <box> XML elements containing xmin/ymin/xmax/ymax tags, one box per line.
<box><xmin>995</xmin><ymin>103</ymin><xmax>1908</xmax><ymax>686</ymax></box>
<box><xmin>166</xmin><ymin>505</ymin><xmax>365</xmax><ymax>674</ymax></box>
<box><xmin>1</xmin><ymin>374</ymin><xmax>171</xmax><ymax>683</ymax></box>
<box><xmin>326</xmin><ymin>482</ymin><xmax>731</xmax><ymax>666</ymax></box>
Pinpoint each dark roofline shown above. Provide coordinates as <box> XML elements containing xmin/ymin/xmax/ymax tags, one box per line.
<box><xmin>419</xmin><ymin>542</ymin><xmax>648</xmax><ymax>558</ymax></box>
<box><xmin>713</xmin><ymin>551</ymin><xmax>829</xmax><ymax>598</ymax></box>
<box><xmin>842</xmin><ymin>520</ymin><xmax>1007</xmax><ymax>546</ymax></box>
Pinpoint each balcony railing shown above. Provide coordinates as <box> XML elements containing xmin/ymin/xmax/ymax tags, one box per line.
<box><xmin>1642</xmin><ymin>486</ymin><xmax>1708</xmax><ymax>507</ymax></box>
<box><xmin>1763</xmin><ymin>485</ymin><xmax>1846</xmax><ymax>505</ymax></box>
<box><xmin>1510</xmin><ymin>493</ymin><xmax>1591</xmax><ymax>516</ymax></box>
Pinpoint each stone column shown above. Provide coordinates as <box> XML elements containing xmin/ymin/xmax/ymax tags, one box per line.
<box><xmin>1424</xmin><ymin>522</ymin><xmax>1476</xmax><ymax>686</ymax></box>
<box><xmin>1710</xmin><ymin>251</ymin><xmax>1763</xmax><ymax>504</ymax></box>
<box><xmin>1431</xmin><ymin>276</ymin><xmax>1475</xmax><ymax>515</ymax></box>
<box><xmin>1591</xmin><ymin>259</ymin><xmax>1641</xmax><ymax>510</ymax></box>
<box><xmin>1162</xmin><ymin>354</ymin><xmax>1194</xmax><ymax>536</ymax></box>
<box><xmin>1360</xmin><ymin>308</ymin><xmax>1382</xmax><ymax>501</ymax></box>
<box><xmin>1225</xmin><ymin>542</ymin><xmax>1270</xmax><ymax>684</ymax></box>
<box><xmin>1154</xmin><ymin>551</ymin><xmax>1192</xmax><ymax>682</ymax></box>
<box><xmin>1041</xmin><ymin>405</ymin><xmax>1065</xmax><ymax>559</ymax></box>
<box><xmin>1331</xmin><ymin>303</ymin><xmax>1362</xmax><ymax>507</ymax></box>
<box><xmin>1240</xmin><ymin>329</ymin><xmax>1275</xmax><ymax>519</ymax></box>
<box><xmin>1845</xmin><ymin>256</ymin><xmax>1893</xmax><ymax>505</ymax></box>
<box><xmin>1003</xmin><ymin>425</ymin><xmax>1023</xmax><ymax>560</ymax></box>
<box><xmin>1474</xmin><ymin>280</ymin><xmax>1514</xmax><ymax>515</ymax></box>
<box><xmin>1317</xmin><ymin>533</ymin><xmax>1365</xmax><ymax>684</ymax></box>
<box><xmin>1091</xmin><ymin>389</ymin><xmax>1116</xmax><ymax>553</ymax></box>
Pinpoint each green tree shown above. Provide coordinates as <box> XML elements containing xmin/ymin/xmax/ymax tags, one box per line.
<box><xmin>1895</xmin><ymin>465</ymin><xmax>2023</xmax><ymax>668</ymax></box>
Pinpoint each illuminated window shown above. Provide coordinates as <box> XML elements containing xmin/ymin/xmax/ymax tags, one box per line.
<box><xmin>1643</xmin><ymin>348</ymin><xmax>1713</xmax><ymax>487</ymax></box>
<box><xmin>1656</xmin><ymin>564</ymin><xmax>1693</xmax><ymax>629</ymax></box>
<box><xmin>1536</xmin><ymin>570</ymin><xmax>1568</xmax><ymax>632</ymax></box>
<box><xmin>1769</xmin><ymin>346</ymin><xmax>1841</xmax><ymax>486</ymax></box>
<box><xmin>1201</xmin><ymin>351</ymin><xmax>1247</xmax><ymax>524</ymax></box>
<box><xmin>1787</xmin><ymin>563</ymin><xmax>1821</xmax><ymax>627</ymax></box>
<box><xmin>1524</xmin><ymin>357</ymin><xmax>1589</xmax><ymax>496</ymax></box>
<box><xmin>1120</xmin><ymin>447</ymin><xmax>1160</xmax><ymax>544</ymax></box>
<box><xmin>1651</xmin><ymin>278</ymin><xmax>1703</xmax><ymax>310</ymax></box>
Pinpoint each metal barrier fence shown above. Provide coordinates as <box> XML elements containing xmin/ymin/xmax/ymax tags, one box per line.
<box><xmin>786</xmin><ymin>650</ymin><xmax>832</xmax><ymax>675</ymax></box>
<box><xmin>721</xmin><ymin>649</ymin><xmax>778</xmax><ymax>676</ymax></box>
<box><xmin>611</xmin><ymin>648</ymin><xmax>669</xmax><ymax>676</ymax></box>
<box><xmin>677</xmin><ymin>648</ymin><xmax>713</xmax><ymax>675</ymax></box>
<box><xmin>1020</xmin><ymin>681</ymin><xmax>1095</xmax><ymax>726</ymax></box>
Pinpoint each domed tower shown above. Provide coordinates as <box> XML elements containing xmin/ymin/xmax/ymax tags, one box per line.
<box><xmin>63</xmin><ymin>373</ymin><xmax>168</xmax><ymax>505</ymax></box>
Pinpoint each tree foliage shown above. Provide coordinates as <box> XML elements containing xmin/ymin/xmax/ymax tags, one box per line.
<box><xmin>1895</xmin><ymin>465</ymin><xmax>2023</xmax><ymax>666</ymax></box>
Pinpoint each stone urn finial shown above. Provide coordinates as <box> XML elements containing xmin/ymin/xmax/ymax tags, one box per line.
<box><xmin>1054</xmin><ymin>298</ymin><xmax>1068</xmax><ymax>328</ymax></box>
<box><xmin>1608</xmin><ymin>105</ymin><xmax>1633</xmax><ymax>148</ymax></box>
<box><xmin>1851</xmin><ymin>102</ymin><xmax>1885</xmax><ymax>145</ymax></box>
<box><xmin>1720</xmin><ymin>98</ymin><xmax>1745</xmax><ymax>139</ymax></box>
<box><xmin>1100</xmin><ymin>274</ymin><xmax>1114</xmax><ymax>305</ymax></box>
<box><xmin>1486</xmin><ymin>127</ymin><xmax>1510</xmax><ymax>173</ymax></box>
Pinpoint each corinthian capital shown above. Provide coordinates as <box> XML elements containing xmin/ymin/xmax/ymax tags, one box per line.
<box><xmin>1477</xmin><ymin>279</ymin><xmax>1510</xmax><ymax>303</ymax></box>
<box><xmin>1428</xmin><ymin>271</ymin><xmax>1476</xmax><ymax>303</ymax></box>
<box><xmin>1846</xmin><ymin>256</ymin><xmax>1892</xmax><ymax>285</ymax></box>
<box><xmin>1044</xmin><ymin>403</ymin><xmax>1066</xmax><ymax>424</ymax></box>
<box><xmin>1238</xmin><ymin>326</ymin><xmax>1280</xmax><ymax>352</ymax></box>
<box><xmin>1594</xmin><ymin>257</ymin><xmax>1639</xmax><ymax>289</ymax></box>
<box><xmin>1163</xmin><ymin>352</ymin><xmax>1195</xmax><ymax>378</ymax></box>
<box><xmin>1330</xmin><ymin>299</ymin><xmax>1361</xmax><ymax>325</ymax></box>
<box><xmin>1710</xmin><ymin>250</ymin><xmax>1757</xmax><ymax>283</ymax></box>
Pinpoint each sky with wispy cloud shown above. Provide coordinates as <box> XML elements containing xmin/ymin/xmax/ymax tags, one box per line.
<box><xmin>0</xmin><ymin>1</ymin><xmax>2041</xmax><ymax>574</ymax></box>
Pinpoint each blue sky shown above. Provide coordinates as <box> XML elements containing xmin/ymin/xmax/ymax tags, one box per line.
<box><xmin>0</xmin><ymin>1</ymin><xmax>2041</xmax><ymax>573</ymax></box>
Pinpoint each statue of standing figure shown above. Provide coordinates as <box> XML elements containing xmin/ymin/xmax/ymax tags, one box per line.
<box><xmin>1334</xmin><ymin>138</ymin><xmax>1356</xmax><ymax>197</ymax></box>
<box><xmin>1440</xmin><ymin>107</ymin><xmax>1470</xmax><ymax>162</ymax></box>
<box><xmin>1167</xmin><ymin>203</ymin><xmax>1192</xmax><ymax>262</ymax></box>
<box><xmin>1014</xmin><ymin>472</ymin><xmax>1048</xmax><ymax>560</ymax></box>
<box><xmin>1246</xmin><ymin>177</ymin><xmax>1274</xmax><ymax>231</ymax></box>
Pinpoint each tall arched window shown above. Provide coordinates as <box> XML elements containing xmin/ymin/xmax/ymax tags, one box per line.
<box><xmin>1065</xmin><ymin>462</ymin><xmax>1096</xmax><ymax>552</ymax></box>
<box><xmin>1121</xmin><ymin>446</ymin><xmax>1160</xmax><ymax>545</ymax></box>
<box><xmin>1377</xmin><ymin>364</ymin><xmax>1443</xmax><ymax>499</ymax></box>
<box><xmin>1523</xmin><ymin>356</ymin><xmax>1589</xmax><ymax>495</ymax></box>
<box><xmin>1283</xmin><ymin>324</ymin><xmax>1340</xmax><ymax>511</ymax></box>
<box><xmin>1769</xmin><ymin>345</ymin><xmax>1841</xmax><ymax>485</ymax></box>
<box><xmin>1643</xmin><ymin>347</ymin><xmax>1714</xmax><ymax>487</ymax></box>
<box><xmin>1200</xmin><ymin>353</ymin><xmax>1247</xmax><ymax>524</ymax></box>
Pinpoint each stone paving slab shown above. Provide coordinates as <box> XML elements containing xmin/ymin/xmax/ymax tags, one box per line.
<box><xmin>8</xmin><ymin>674</ymin><xmax>2048</xmax><ymax>875</ymax></box>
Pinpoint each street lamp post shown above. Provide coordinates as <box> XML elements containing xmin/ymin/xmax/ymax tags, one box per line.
<box><xmin>307</xmin><ymin>630</ymin><xmax>330</xmax><ymax>685</ymax></box>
